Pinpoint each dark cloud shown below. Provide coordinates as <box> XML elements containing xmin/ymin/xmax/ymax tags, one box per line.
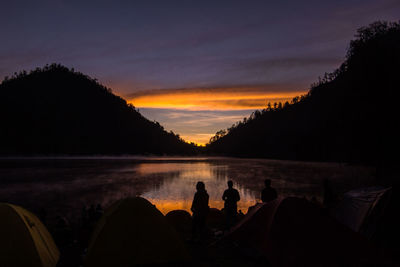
<box><xmin>237</xmin><ymin>57</ymin><xmax>342</xmax><ymax>70</ymax></box>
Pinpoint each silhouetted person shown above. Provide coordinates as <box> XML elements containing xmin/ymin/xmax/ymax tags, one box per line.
<box><xmin>79</xmin><ymin>205</ymin><xmax>92</xmax><ymax>249</ymax></box>
<box><xmin>222</xmin><ymin>180</ymin><xmax>240</xmax><ymax>229</ymax></box>
<box><xmin>261</xmin><ymin>179</ymin><xmax>277</xmax><ymax>203</ymax></box>
<box><xmin>81</xmin><ymin>205</ymin><xmax>88</xmax><ymax>227</ymax></box>
<box><xmin>310</xmin><ymin>196</ymin><xmax>319</xmax><ymax>205</ymax></box>
<box><xmin>323</xmin><ymin>179</ymin><xmax>335</xmax><ymax>210</ymax></box>
<box><xmin>191</xmin><ymin>181</ymin><xmax>209</xmax><ymax>240</ymax></box>
<box><xmin>54</xmin><ymin>216</ymin><xmax>72</xmax><ymax>247</ymax></box>
<box><xmin>95</xmin><ymin>203</ymin><xmax>104</xmax><ymax>221</ymax></box>
<box><xmin>88</xmin><ymin>204</ymin><xmax>95</xmax><ymax>217</ymax></box>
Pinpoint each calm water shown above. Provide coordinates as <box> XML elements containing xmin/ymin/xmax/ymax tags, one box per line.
<box><xmin>0</xmin><ymin>157</ymin><xmax>375</xmax><ymax>222</ymax></box>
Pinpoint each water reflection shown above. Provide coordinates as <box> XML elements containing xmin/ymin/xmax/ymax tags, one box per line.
<box><xmin>139</xmin><ymin>162</ymin><xmax>258</xmax><ymax>214</ymax></box>
<box><xmin>0</xmin><ymin>157</ymin><xmax>376</xmax><ymax>223</ymax></box>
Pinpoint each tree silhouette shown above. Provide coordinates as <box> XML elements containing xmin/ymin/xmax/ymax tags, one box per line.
<box><xmin>0</xmin><ymin>64</ymin><xmax>198</xmax><ymax>155</ymax></box>
<box><xmin>207</xmin><ymin>21</ymin><xmax>400</xmax><ymax>164</ymax></box>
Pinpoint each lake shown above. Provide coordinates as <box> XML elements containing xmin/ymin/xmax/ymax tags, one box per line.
<box><xmin>0</xmin><ymin>157</ymin><xmax>375</xmax><ymax>223</ymax></box>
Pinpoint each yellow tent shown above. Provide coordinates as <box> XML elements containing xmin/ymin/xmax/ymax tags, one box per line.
<box><xmin>0</xmin><ymin>203</ymin><xmax>60</xmax><ymax>267</ymax></box>
<box><xmin>85</xmin><ymin>197</ymin><xmax>190</xmax><ymax>267</ymax></box>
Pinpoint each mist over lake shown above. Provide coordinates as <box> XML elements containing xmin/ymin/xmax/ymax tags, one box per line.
<box><xmin>0</xmin><ymin>156</ymin><xmax>375</xmax><ymax>223</ymax></box>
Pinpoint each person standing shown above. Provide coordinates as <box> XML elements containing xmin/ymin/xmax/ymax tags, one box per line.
<box><xmin>191</xmin><ymin>181</ymin><xmax>209</xmax><ymax>240</ymax></box>
<box><xmin>261</xmin><ymin>179</ymin><xmax>278</xmax><ymax>203</ymax></box>
<box><xmin>222</xmin><ymin>180</ymin><xmax>240</xmax><ymax>229</ymax></box>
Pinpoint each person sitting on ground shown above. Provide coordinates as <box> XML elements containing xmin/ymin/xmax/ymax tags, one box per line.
<box><xmin>191</xmin><ymin>181</ymin><xmax>209</xmax><ymax>240</ymax></box>
<box><xmin>95</xmin><ymin>203</ymin><xmax>104</xmax><ymax>221</ymax></box>
<box><xmin>323</xmin><ymin>179</ymin><xmax>335</xmax><ymax>211</ymax></box>
<box><xmin>222</xmin><ymin>180</ymin><xmax>240</xmax><ymax>229</ymax></box>
<box><xmin>88</xmin><ymin>204</ymin><xmax>96</xmax><ymax>224</ymax></box>
<box><xmin>261</xmin><ymin>179</ymin><xmax>277</xmax><ymax>203</ymax></box>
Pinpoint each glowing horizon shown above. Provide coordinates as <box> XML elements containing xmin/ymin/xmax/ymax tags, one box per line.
<box><xmin>127</xmin><ymin>86</ymin><xmax>305</xmax><ymax>111</ymax></box>
<box><xmin>125</xmin><ymin>86</ymin><xmax>307</xmax><ymax>145</ymax></box>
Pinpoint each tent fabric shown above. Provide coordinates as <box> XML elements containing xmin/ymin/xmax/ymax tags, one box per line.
<box><xmin>85</xmin><ymin>197</ymin><xmax>190</xmax><ymax>267</ymax></box>
<box><xmin>165</xmin><ymin>209</ymin><xmax>192</xmax><ymax>227</ymax></box>
<box><xmin>0</xmin><ymin>203</ymin><xmax>60</xmax><ymax>267</ymax></box>
<box><xmin>227</xmin><ymin>197</ymin><xmax>386</xmax><ymax>267</ymax></box>
<box><xmin>165</xmin><ymin>209</ymin><xmax>192</xmax><ymax>239</ymax></box>
<box><xmin>207</xmin><ymin>208</ymin><xmax>224</xmax><ymax>229</ymax></box>
<box><xmin>331</xmin><ymin>186</ymin><xmax>392</xmax><ymax>238</ymax></box>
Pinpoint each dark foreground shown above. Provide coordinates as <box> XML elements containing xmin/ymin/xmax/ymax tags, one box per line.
<box><xmin>1</xmin><ymin>158</ymin><xmax>399</xmax><ymax>266</ymax></box>
<box><xmin>51</xmin><ymin>199</ymin><xmax>270</xmax><ymax>267</ymax></box>
<box><xmin>36</xmin><ymin>193</ymin><xmax>400</xmax><ymax>266</ymax></box>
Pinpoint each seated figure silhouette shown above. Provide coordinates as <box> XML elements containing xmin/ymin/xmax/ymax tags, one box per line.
<box><xmin>95</xmin><ymin>203</ymin><xmax>104</xmax><ymax>221</ymax></box>
<box><xmin>261</xmin><ymin>179</ymin><xmax>277</xmax><ymax>203</ymax></box>
<box><xmin>191</xmin><ymin>181</ymin><xmax>209</xmax><ymax>240</ymax></box>
<box><xmin>222</xmin><ymin>180</ymin><xmax>240</xmax><ymax>230</ymax></box>
<box><xmin>323</xmin><ymin>179</ymin><xmax>335</xmax><ymax>210</ymax></box>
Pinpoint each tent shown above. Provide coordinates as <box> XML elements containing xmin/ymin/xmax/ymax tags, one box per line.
<box><xmin>227</xmin><ymin>197</ymin><xmax>386</xmax><ymax>266</ymax></box>
<box><xmin>165</xmin><ymin>209</ymin><xmax>192</xmax><ymax>240</ymax></box>
<box><xmin>207</xmin><ymin>208</ymin><xmax>224</xmax><ymax>229</ymax></box>
<box><xmin>0</xmin><ymin>203</ymin><xmax>60</xmax><ymax>267</ymax></box>
<box><xmin>85</xmin><ymin>197</ymin><xmax>190</xmax><ymax>267</ymax></box>
<box><xmin>331</xmin><ymin>186</ymin><xmax>392</xmax><ymax>239</ymax></box>
<box><xmin>165</xmin><ymin>209</ymin><xmax>192</xmax><ymax>228</ymax></box>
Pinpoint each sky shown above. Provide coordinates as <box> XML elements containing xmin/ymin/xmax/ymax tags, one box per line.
<box><xmin>1</xmin><ymin>0</ymin><xmax>399</xmax><ymax>145</ymax></box>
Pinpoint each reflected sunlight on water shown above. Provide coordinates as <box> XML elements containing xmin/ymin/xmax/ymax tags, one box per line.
<box><xmin>0</xmin><ymin>157</ymin><xmax>376</xmax><ymax>223</ymax></box>
<box><xmin>139</xmin><ymin>162</ymin><xmax>259</xmax><ymax>214</ymax></box>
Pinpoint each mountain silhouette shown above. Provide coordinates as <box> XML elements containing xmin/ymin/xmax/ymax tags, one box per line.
<box><xmin>207</xmin><ymin>21</ymin><xmax>400</xmax><ymax>165</ymax></box>
<box><xmin>0</xmin><ymin>64</ymin><xmax>196</xmax><ymax>155</ymax></box>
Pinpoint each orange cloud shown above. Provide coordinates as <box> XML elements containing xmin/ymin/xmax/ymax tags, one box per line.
<box><xmin>126</xmin><ymin>86</ymin><xmax>306</xmax><ymax>110</ymax></box>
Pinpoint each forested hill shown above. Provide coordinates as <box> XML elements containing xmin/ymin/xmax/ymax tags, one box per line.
<box><xmin>207</xmin><ymin>21</ymin><xmax>400</xmax><ymax>164</ymax></box>
<box><xmin>0</xmin><ymin>64</ymin><xmax>196</xmax><ymax>155</ymax></box>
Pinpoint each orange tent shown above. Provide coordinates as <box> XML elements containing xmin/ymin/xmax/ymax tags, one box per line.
<box><xmin>85</xmin><ymin>197</ymin><xmax>190</xmax><ymax>267</ymax></box>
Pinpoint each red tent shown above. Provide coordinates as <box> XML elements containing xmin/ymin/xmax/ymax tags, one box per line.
<box><xmin>332</xmin><ymin>186</ymin><xmax>392</xmax><ymax>239</ymax></box>
<box><xmin>227</xmin><ymin>197</ymin><xmax>388</xmax><ymax>266</ymax></box>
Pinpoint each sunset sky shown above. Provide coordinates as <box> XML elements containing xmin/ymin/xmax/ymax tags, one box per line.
<box><xmin>1</xmin><ymin>1</ymin><xmax>399</xmax><ymax>144</ymax></box>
